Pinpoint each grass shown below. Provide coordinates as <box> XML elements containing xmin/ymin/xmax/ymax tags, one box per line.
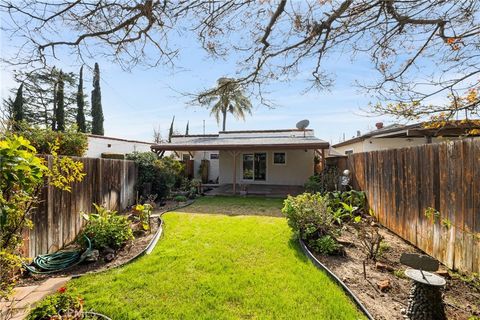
<box><xmin>179</xmin><ymin>195</ymin><xmax>285</xmax><ymax>216</ymax></box>
<box><xmin>70</xmin><ymin>199</ymin><xmax>365</xmax><ymax>319</ymax></box>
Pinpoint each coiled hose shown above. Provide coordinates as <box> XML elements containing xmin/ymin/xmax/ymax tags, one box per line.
<box><xmin>23</xmin><ymin>236</ymin><xmax>92</xmax><ymax>274</ymax></box>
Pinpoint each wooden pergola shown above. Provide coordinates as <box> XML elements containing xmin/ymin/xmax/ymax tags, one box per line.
<box><xmin>151</xmin><ymin>140</ymin><xmax>330</xmax><ymax>194</ymax></box>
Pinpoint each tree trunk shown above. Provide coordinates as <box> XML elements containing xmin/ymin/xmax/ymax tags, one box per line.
<box><xmin>222</xmin><ymin>110</ymin><xmax>227</xmax><ymax>131</ymax></box>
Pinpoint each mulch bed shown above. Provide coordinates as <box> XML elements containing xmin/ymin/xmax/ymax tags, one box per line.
<box><xmin>310</xmin><ymin>224</ymin><xmax>480</xmax><ymax>320</ymax></box>
<box><xmin>17</xmin><ymin>216</ymin><xmax>161</xmax><ymax>286</ymax></box>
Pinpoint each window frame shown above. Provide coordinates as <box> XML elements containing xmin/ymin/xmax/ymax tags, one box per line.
<box><xmin>272</xmin><ymin>152</ymin><xmax>287</xmax><ymax>165</ymax></box>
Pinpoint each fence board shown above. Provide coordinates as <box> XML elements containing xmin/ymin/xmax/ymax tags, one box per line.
<box><xmin>348</xmin><ymin>138</ymin><xmax>480</xmax><ymax>273</ymax></box>
<box><xmin>24</xmin><ymin>157</ymin><xmax>137</xmax><ymax>258</ymax></box>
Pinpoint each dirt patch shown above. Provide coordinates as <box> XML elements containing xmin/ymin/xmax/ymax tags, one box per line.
<box><xmin>17</xmin><ymin>217</ymin><xmax>161</xmax><ymax>286</ymax></box>
<box><xmin>310</xmin><ymin>225</ymin><xmax>480</xmax><ymax>320</ymax></box>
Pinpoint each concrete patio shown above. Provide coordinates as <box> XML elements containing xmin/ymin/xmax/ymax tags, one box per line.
<box><xmin>204</xmin><ymin>184</ymin><xmax>304</xmax><ymax>197</ymax></box>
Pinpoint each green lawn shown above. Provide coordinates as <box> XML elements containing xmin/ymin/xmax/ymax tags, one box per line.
<box><xmin>71</xmin><ymin>202</ymin><xmax>364</xmax><ymax>319</ymax></box>
<box><xmin>178</xmin><ymin>195</ymin><xmax>285</xmax><ymax>216</ymax></box>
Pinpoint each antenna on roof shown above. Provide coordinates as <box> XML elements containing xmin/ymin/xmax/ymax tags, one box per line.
<box><xmin>296</xmin><ymin>119</ymin><xmax>310</xmax><ymax>137</ymax></box>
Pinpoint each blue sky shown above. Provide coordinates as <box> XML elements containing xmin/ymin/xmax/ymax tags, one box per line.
<box><xmin>1</xmin><ymin>19</ymin><xmax>402</xmax><ymax>144</ymax></box>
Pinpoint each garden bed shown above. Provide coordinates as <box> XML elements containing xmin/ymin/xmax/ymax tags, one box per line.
<box><xmin>18</xmin><ymin>216</ymin><xmax>161</xmax><ymax>285</ymax></box>
<box><xmin>308</xmin><ymin>224</ymin><xmax>480</xmax><ymax>320</ymax></box>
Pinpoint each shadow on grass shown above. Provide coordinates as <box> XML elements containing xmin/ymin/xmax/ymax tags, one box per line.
<box><xmin>288</xmin><ymin>237</ymin><xmax>310</xmax><ymax>264</ymax></box>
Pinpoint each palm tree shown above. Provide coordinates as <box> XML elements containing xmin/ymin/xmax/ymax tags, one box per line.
<box><xmin>198</xmin><ymin>77</ymin><xmax>252</xmax><ymax>131</ymax></box>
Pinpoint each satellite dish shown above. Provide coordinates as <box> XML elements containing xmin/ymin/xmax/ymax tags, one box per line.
<box><xmin>296</xmin><ymin>119</ymin><xmax>310</xmax><ymax>137</ymax></box>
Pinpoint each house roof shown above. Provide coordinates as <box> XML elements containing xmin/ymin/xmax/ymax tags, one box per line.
<box><xmin>332</xmin><ymin>120</ymin><xmax>480</xmax><ymax>148</ymax></box>
<box><xmin>152</xmin><ymin>129</ymin><xmax>329</xmax><ymax>151</ymax></box>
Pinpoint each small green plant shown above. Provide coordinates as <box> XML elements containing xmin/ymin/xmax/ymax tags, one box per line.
<box><xmin>441</xmin><ymin>217</ymin><xmax>452</xmax><ymax>229</ymax></box>
<box><xmin>312</xmin><ymin>235</ymin><xmax>341</xmax><ymax>255</ymax></box>
<box><xmin>425</xmin><ymin>207</ymin><xmax>441</xmax><ymax>221</ymax></box>
<box><xmin>80</xmin><ymin>204</ymin><xmax>134</xmax><ymax>250</ymax></box>
<box><xmin>28</xmin><ymin>286</ymin><xmax>83</xmax><ymax>320</ymax></box>
<box><xmin>378</xmin><ymin>240</ymin><xmax>390</xmax><ymax>257</ymax></box>
<box><xmin>131</xmin><ymin>204</ymin><xmax>153</xmax><ymax>231</ymax></box>
<box><xmin>174</xmin><ymin>195</ymin><xmax>188</xmax><ymax>202</ymax></box>
<box><xmin>393</xmin><ymin>269</ymin><xmax>406</xmax><ymax>279</ymax></box>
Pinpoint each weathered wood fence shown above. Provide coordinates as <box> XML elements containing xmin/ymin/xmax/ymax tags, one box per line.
<box><xmin>23</xmin><ymin>156</ymin><xmax>138</xmax><ymax>258</ymax></box>
<box><xmin>347</xmin><ymin>138</ymin><xmax>480</xmax><ymax>273</ymax></box>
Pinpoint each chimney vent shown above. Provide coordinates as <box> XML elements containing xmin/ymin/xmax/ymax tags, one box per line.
<box><xmin>356</xmin><ymin>130</ymin><xmax>361</xmax><ymax>137</ymax></box>
<box><xmin>375</xmin><ymin>122</ymin><xmax>384</xmax><ymax>129</ymax></box>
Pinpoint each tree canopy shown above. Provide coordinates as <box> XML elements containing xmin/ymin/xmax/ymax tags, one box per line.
<box><xmin>198</xmin><ymin>77</ymin><xmax>252</xmax><ymax>131</ymax></box>
<box><xmin>1</xmin><ymin>1</ymin><xmax>479</xmax><ymax>121</ymax></box>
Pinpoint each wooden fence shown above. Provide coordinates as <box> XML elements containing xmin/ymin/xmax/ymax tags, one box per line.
<box><xmin>23</xmin><ymin>156</ymin><xmax>138</xmax><ymax>258</ymax></box>
<box><xmin>347</xmin><ymin>138</ymin><xmax>480</xmax><ymax>273</ymax></box>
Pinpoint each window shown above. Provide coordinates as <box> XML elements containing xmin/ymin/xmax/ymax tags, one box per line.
<box><xmin>273</xmin><ymin>152</ymin><xmax>286</xmax><ymax>164</ymax></box>
<box><xmin>242</xmin><ymin>153</ymin><xmax>266</xmax><ymax>181</ymax></box>
<box><xmin>210</xmin><ymin>153</ymin><xmax>219</xmax><ymax>160</ymax></box>
<box><xmin>345</xmin><ymin>149</ymin><xmax>354</xmax><ymax>155</ymax></box>
<box><xmin>243</xmin><ymin>154</ymin><xmax>254</xmax><ymax>180</ymax></box>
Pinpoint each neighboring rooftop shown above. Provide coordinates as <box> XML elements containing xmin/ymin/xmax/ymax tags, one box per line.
<box><xmin>153</xmin><ymin>129</ymin><xmax>329</xmax><ymax>151</ymax></box>
<box><xmin>332</xmin><ymin>120</ymin><xmax>480</xmax><ymax>148</ymax></box>
<box><xmin>88</xmin><ymin>134</ymin><xmax>153</xmax><ymax>145</ymax></box>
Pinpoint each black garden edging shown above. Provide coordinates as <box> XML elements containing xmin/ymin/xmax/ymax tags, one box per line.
<box><xmin>71</xmin><ymin>200</ymin><xmax>196</xmax><ymax>278</ymax></box>
<box><xmin>299</xmin><ymin>239</ymin><xmax>375</xmax><ymax>320</ymax></box>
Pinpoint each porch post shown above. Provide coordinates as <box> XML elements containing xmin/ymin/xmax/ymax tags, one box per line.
<box><xmin>232</xmin><ymin>150</ymin><xmax>237</xmax><ymax>195</ymax></box>
<box><xmin>321</xmin><ymin>148</ymin><xmax>326</xmax><ymax>170</ymax></box>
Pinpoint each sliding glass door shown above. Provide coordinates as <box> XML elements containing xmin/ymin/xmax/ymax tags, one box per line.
<box><xmin>242</xmin><ymin>153</ymin><xmax>266</xmax><ymax>181</ymax></box>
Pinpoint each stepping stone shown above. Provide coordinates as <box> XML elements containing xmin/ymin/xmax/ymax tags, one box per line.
<box><xmin>12</xmin><ymin>286</ymin><xmax>38</xmax><ymax>301</ymax></box>
<box><xmin>14</xmin><ymin>291</ymin><xmax>50</xmax><ymax>309</ymax></box>
<box><xmin>35</xmin><ymin>277</ymin><xmax>71</xmax><ymax>293</ymax></box>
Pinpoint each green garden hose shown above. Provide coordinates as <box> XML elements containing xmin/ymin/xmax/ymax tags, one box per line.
<box><xmin>23</xmin><ymin>236</ymin><xmax>92</xmax><ymax>274</ymax></box>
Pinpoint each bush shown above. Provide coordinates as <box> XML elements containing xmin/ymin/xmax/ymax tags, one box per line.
<box><xmin>282</xmin><ymin>193</ymin><xmax>337</xmax><ymax>241</ymax></box>
<box><xmin>15</xmin><ymin>123</ymin><xmax>88</xmax><ymax>156</ymax></box>
<box><xmin>174</xmin><ymin>195</ymin><xmax>188</xmax><ymax>202</ymax></box>
<box><xmin>126</xmin><ymin>152</ymin><xmax>184</xmax><ymax>200</ymax></box>
<box><xmin>28</xmin><ymin>287</ymin><xmax>83</xmax><ymax>320</ymax></box>
<box><xmin>80</xmin><ymin>204</ymin><xmax>133</xmax><ymax>250</ymax></box>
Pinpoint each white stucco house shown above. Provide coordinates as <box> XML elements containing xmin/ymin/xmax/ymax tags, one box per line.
<box><xmin>332</xmin><ymin>121</ymin><xmax>480</xmax><ymax>155</ymax></box>
<box><xmin>86</xmin><ymin>134</ymin><xmax>154</xmax><ymax>158</ymax></box>
<box><xmin>152</xmin><ymin>129</ymin><xmax>329</xmax><ymax>194</ymax></box>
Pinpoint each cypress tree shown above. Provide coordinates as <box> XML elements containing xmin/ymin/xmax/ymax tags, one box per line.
<box><xmin>76</xmin><ymin>65</ymin><xmax>86</xmax><ymax>132</ymax></box>
<box><xmin>91</xmin><ymin>62</ymin><xmax>104</xmax><ymax>135</ymax></box>
<box><xmin>185</xmin><ymin>121</ymin><xmax>189</xmax><ymax>136</ymax></box>
<box><xmin>12</xmin><ymin>83</ymin><xmax>24</xmax><ymax>130</ymax></box>
<box><xmin>55</xmin><ymin>72</ymin><xmax>65</xmax><ymax>131</ymax></box>
<box><xmin>168</xmin><ymin>116</ymin><xmax>175</xmax><ymax>142</ymax></box>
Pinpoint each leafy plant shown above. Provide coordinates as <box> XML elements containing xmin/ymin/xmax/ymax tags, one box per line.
<box><xmin>441</xmin><ymin>217</ymin><xmax>452</xmax><ymax>229</ymax></box>
<box><xmin>46</xmin><ymin>139</ymin><xmax>85</xmax><ymax>191</ymax></box>
<box><xmin>0</xmin><ymin>135</ymin><xmax>85</xmax><ymax>298</ymax></box>
<box><xmin>312</xmin><ymin>235</ymin><xmax>342</xmax><ymax>255</ymax></box>
<box><xmin>131</xmin><ymin>204</ymin><xmax>153</xmax><ymax>232</ymax></box>
<box><xmin>27</xmin><ymin>286</ymin><xmax>83</xmax><ymax>320</ymax></box>
<box><xmin>80</xmin><ymin>204</ymin><xmax>134</xmax><ymax>250</ymax></box>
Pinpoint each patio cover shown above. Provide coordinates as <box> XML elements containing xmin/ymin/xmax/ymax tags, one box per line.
<box><xmin>150</xmin><ymin>135</ymin><xmax>330</xmax><ymax>152</ymax></box>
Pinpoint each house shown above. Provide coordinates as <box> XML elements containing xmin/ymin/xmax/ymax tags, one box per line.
<box><xmin>151</xmin><ymin>129</ymin><xmax>329</xmax><ymax>194</ymax></box>
<box><xmin>332</xmin><ymin>121</ymin><xmax>480</xmax><ymax>155</ymax></box>
<box><xmin>86</xmin><ymin>134</ymin><xmax>154</xmax><ymax>158</ymax></box>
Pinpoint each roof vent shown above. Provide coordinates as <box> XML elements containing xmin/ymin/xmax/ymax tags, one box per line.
<box><xmin>375</xmin><ymin>122</ymin><xmax>384</xmax><ymax>130</ymax></box>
